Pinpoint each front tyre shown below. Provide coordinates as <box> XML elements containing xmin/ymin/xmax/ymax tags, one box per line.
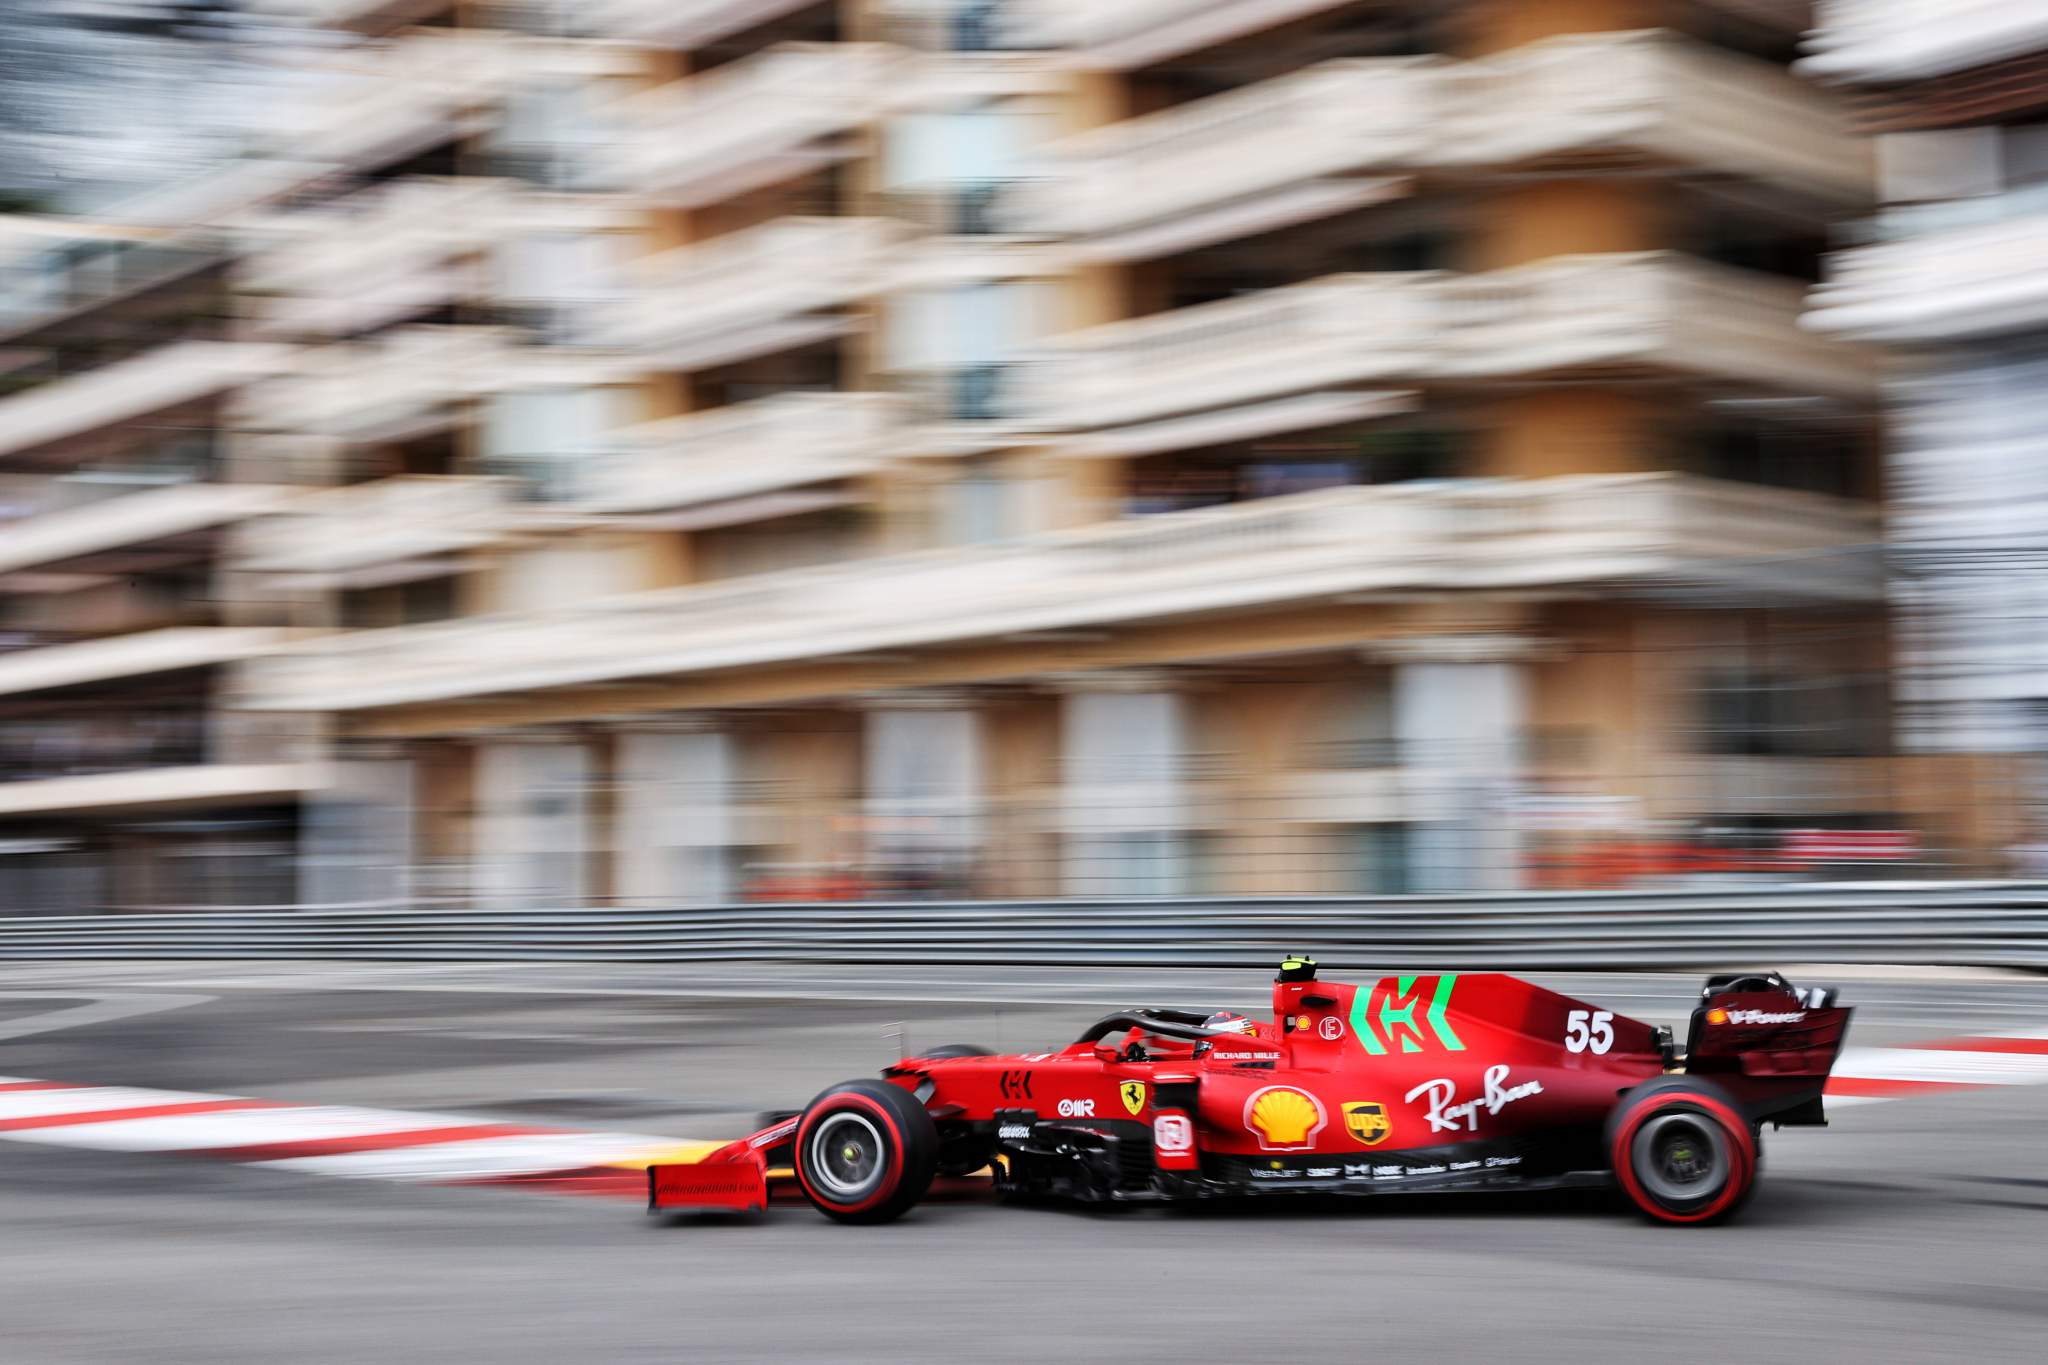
<box><xmin>1606</xmin><ymin>1077</ymin><xmax>1758</xmax><ymax>1225</ymax></box>
<box><xmin>794</xmin><ymin>1079</ymin><xmax>938</xmax><ymax>1225</ymax></box>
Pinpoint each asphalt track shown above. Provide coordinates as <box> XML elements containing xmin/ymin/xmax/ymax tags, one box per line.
<box><xmin>2</xmin><ymin>959</ymin><xmax>2047</xmax><ymax>1364</ymax></box>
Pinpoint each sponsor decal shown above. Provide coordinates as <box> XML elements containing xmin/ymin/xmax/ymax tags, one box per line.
<box><xmin>997</xmin><ymin>1123</ymin><xmax>1032</xmax><ymax>1142</ymax></box>
<box><xmin>998</xmin><ymin>1070</ymin><xmax>1034</xmax><ymax>1101</ymax></box>
<box><xmin>1450</xmin><ymin>1160</ymin><xmax>1482</xmax><ymax>1172</ymax></box>
<box><xmin>1120</xmin><ymin>1081</ymin><xmax>1147</xmax><ymax>1117</ymax></box>
<box><xmin>1152</xmin><ymin>1113</ymin><xmax>1194</xmax><ymax>1154</ymax></box>
<box><xmin>1404</xmin><ymin>1162</ymin><xmax>1446</xmax><ymax>1176</ymax></box>
<box><xmin>1343</xmin><ymin>1163</ymin><xmax>1375</xmax><ymax>1180</ymax></box>
<box><xmin>1720</xmin><ymin>1008</ymin><xmax>1807</xmax><ymax>1026</ymax></box>
<box><xmin>1485</xmin><ymin>1155</ymin><xmax>1521</xmax><ymax>1168</ymax></box>
<box><xmin>1405</xmin><ymin>1064</ymin><xmax>1544</xmax><ymax>1135</ymax></box>
<box><xmin>1341</xmin><ymin>1101</ymin><xmax>1391</xmax><ymax>1147</ymax></box>
<box><xmin>1317</xmin><ymin>1016</ymin><xmax>1345</xmax><ymax>1041</ymax></box>
<box><xmin>1212</xmin><ymin>1050</ymin><xmax>1272</xmax><ymax>1061</ymax></box>
<box><xmin>1351</xmin><ymin>975</ymin><xmax>1466</xmax><ymax>1056</ymax></box>
<box><xmin>1373</xmin><ymin>1164</ymin><xmax>1404</xmax><ymax>1178</ymax></box>
<box><xmin>1307</xmin><ymin>1165</ymin><xmax>1340</xmax><ymax>1178</ymax></box>
<box><xmin>1055</xmin><ymin>1098</ymin><xmax>1096</xmax><ymax>1118</ymax></box>
<box><xmin>1243</xmin><ymin>1085</ymin><xmax>1328</xmax><ymax>1151</ymax></box>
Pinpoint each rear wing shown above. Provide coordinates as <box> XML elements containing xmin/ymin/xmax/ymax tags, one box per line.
<box><xmin>1684</xmin><ymin>972</ymin><xmax>1852</xmax><ymax>1127</ymax></box>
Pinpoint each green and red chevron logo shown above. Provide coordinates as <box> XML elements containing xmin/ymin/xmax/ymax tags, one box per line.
<box><xmin>1350</xmin><ymin>975</ymin><xmax>1465</xmax><ymax>1055</ymax></box>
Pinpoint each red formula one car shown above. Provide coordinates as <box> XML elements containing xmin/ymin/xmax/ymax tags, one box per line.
<box><xmin>651</xmin><ymin>957</ymin><xmax>1850</xmax><ymax>1226</ymax></box>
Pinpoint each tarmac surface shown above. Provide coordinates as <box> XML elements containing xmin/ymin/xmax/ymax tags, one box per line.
<box><xmin>2</xmin><ymin>959</ymin><xmax>2046</xmax><ymax>1364</ymax></box>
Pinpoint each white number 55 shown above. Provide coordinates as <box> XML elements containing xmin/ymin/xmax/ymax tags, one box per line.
<box><xmin>1565</xmin><ymin>1009</ymin><xmax>1614</xmax><ymax>1055</ymax></box>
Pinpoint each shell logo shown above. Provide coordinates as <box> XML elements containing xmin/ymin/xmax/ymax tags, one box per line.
<box><xmin>1243</xmin><ymin>1085</ymin><xmax>1328</xmax><ymax>1151</ymax></box>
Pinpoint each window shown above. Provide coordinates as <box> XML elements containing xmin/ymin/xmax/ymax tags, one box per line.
<box><xmin>481</xmin><ymin>387</ymin><xmax>618</xmax><ymax>500</ymax></box>
<box><xmin>1693</xmin><ymin>670</ymin><xmax>1889</xmax><ymax>758</ymax></box>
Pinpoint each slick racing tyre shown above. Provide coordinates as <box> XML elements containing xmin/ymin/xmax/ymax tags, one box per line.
<box><xmin>1606</xmin><ymin>1077</ymin><xmax>1758</xmax><ymax>1226</ymax></box>
<box><xmin>794</xmin><ymin>1079</ymin><xmax>938</xmax><ymax>1225</ymax></box>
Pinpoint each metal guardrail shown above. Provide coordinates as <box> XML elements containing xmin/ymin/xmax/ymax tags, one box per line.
<box><xmin>1</xmin><ymin>883</ymin><xmax>2046</xmax><ymax>969</ymax></box>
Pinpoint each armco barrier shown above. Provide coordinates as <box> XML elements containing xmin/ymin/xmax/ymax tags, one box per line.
<box><xmin>0</xmin><ymin>883</ymin><xmax>2046</xmax><ymax>969</ymax></box>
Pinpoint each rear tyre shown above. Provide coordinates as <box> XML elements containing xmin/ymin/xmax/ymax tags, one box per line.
<box><xmin>794</xmin><ymin>1079</ymin><xmax>938</xmax><ymax>1225</ymax></box>
<box><xmin>1606</xmin><ymin>1077</ymin><xmax>1758</xmax><ymax>1226</ymax></box>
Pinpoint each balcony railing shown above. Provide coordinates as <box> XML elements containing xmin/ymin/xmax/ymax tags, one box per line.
<box><xmin>237</xmin><ymin>476</ymin><xmax>517</xmax><ymax>577</ymax></box>
<box><xmin>1017</xmin><ymin>273</ymin><xmax>1444</xmax><ymax>430</ymax></box>
<box><xmin>578</xmin><ymin>392</ymin><xmax>908</xmax><ymax>514</ymax></box>
<box><xmin>605</xmin><ymin>216</ymin><xmax>911</xmax><ymax>365</ymax></box>
<box><xmin>236</xmin><ymin>474</ymin><xmax>1881</xmax><ymax>714</ymax></box>
<box><xmin>1435</xmin><ymin>252</ymin><xmax>1877</xmax><ymax>398</ymax></box>
<box><xmin>1015</xmin><ymin>58</ymin><xmax>1447</xmax><ymax>242</ymax></box>
<box><xmin>1449</xmin><ymin>29</ymin><xmax>1873</xmax><ymax>205</ymax></box>
<box><xmin>1801</xmin><ymin>0</ymin><xmax>2048</xmax><ymax>83</ymax></box>
<box><xmin>607</xmin><ymin>44</ymin><xmax>909</xmax><ymax>205</ymax></box>
<box><xmin>1806</xmin><ymin>201</ymin><xmax>2048</xmax><ymax>343</ymax></box>
<box><xmin>239</xmin><ymin>326</ymin><xmax>513</xmax><ymax>442</ymax></box>
<box><xmin>587</xmin><ymin>0</ymin><xmax>821</xmax><ymax>47</ymax></box>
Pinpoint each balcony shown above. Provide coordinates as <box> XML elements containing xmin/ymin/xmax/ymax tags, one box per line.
<box><xmin>1806</xmin><ymin>200</ymin><xmax>2048</xmax><ymax>343</ymax></box>
<box><xmin>1800</xmin><ymin>0</ymin><xmax>2048</xmax><ymax>84</ymax></box>
<box><xmin>1018</xmin><ymin>273</ymin><xmax>1443</xmax><ymax>432</ymax></box>
<box><xmin>588</xmin><ymin>0</ymin><xmax>821</xmax><ymax>47</ymax></box>
<box><xmin>278</xmin><ymin>32</ymin><xmax>631</xmax><ymax>174</ymax></box>
<box><xmin>0</xmin><ymin>342</ymin><xmax>289</xmax><ymax>462</ymax></box>
<box><xmin>243</xmin><ymin>178</ymin><xmax>517</xmax><ymax>337</ymax></box>
<box><xmin>1448</xmin><ymin>29</ymin><xmax>1873</xmax><ymax>206</ymax></box>
<box><xmin>604</xmin><ymin>216</ymin><xmax>911</xmax><ymax>367</ymax></box>
<box><xmin>0</xmin><ymin>628</ymin><xmax>293</xmax><ymax>700</ymax></box>
<box><xmin>239</xmin><ymin>327</ymin><xmax>512</xmax><ymax>442</ymax></box>
<box><xmin>235</xmin><ymin>473</ymin><xmax>1880</xmax><ymax>714</ymax></box>
<box><xmin>607</xmin><ymin>44</ymin><xmax>909</xmax><ymax>208</ymax></box>
<box><xmin>236</xmin><ymin>476</ymin><xmax>516</xmax><ymax>578</ymax></box>
<box><xmin>0</xmin><ymin>483</ymin><xmax>287</xmax><ymax>578</ymax></box>
<box><xmin>1015</xmin><ymin>58</ymin><xmax>1445</xmax><ymax>257</ymax></box>
<box><xmin>1009</xmin><ymin>0</ymin><xmax>1358</xmax><ymax>71</ymax></box>
<box><xmin>0</xmin><ymin>765</ymin><xmax>324</xmax><ymax>819</ymax></box>
<box><xmin>576</xmin><ymin>393</ymin><xmax>907</xmax><ymax>517</ymax></box>
<box><xmin>1435</xmin><ymin>253</ymin><xmax>1877</xmax><ymax>398</ymax></box>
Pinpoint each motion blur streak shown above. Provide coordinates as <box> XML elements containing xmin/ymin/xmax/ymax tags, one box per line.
<box><xmin>4</xmin><ymin>0</ymin><xmax>2048</xmax><ymax>1359</ymax></box>
<box><xmin>0</xmin><ymin>0</ymin><xmax>2039</xmax><ymax>915</ymax></box>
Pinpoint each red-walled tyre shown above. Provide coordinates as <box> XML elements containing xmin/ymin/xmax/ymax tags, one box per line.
<box><xmin>793</xmin><ymin>1079</ymin><xmax>938</xmax><ymax>1225</ymax></box>
<box><xmin>1605</xmin><ymin>1077</ymin><xmax>1758</xmax><ymax>1226</ymax></box>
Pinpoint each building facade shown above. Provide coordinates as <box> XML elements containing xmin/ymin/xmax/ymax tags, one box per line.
<box><xmin>0</xmin><ymin>0</ymin><xmax>1946</xmax><ymax>909</ymax></box>
<box><xmin>1804</xmin><ymin>0</ymin><xmax>2048</xmax><ymax>860</ymax></box>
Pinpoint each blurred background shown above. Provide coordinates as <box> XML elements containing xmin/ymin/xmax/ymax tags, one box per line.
<box><xmin>0</xmin><ymin>0</ymin><xmax>2041</xmax><ymax>913</ymax></box>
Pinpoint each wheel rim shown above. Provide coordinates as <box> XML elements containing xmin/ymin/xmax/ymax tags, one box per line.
<box><xmin>808</xmin><ymin>1112</ymin><xmax>887</xmax><ymax>1201</ymax></box>
<box><xmin>1632</xmin><ymin>1111</ymin><xmax>1730</xmax><ymax>1207</ymax></box>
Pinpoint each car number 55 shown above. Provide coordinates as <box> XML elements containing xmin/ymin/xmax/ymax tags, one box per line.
<box><xmin>1565</xmin><ymin>1009</ymin><xmax>1614</xmax><ymax>1054</ymax></box>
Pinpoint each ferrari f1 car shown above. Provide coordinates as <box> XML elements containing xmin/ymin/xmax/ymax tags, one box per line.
<box><xmin>650</xmin><ymin>957</ymin><xmax>1850</xmax><ymax>1226</ymax></box>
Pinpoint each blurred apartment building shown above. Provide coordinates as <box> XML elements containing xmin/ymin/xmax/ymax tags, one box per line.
<box><xmin>0</xmin><ymin>0</ymin><xmax>1931</xmax><ymax>910</ymax></box>
<box><xmin>1803</xmin><ymin>1</ymin><xmax>2048</xmax><ymax>855</ymax></box>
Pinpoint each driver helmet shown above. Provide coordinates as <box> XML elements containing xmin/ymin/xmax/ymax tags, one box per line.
<box><xmin>1203</xmin><ymin>1011</ymin><xmax>1257</xmax><ymax>1035</ymax></box>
